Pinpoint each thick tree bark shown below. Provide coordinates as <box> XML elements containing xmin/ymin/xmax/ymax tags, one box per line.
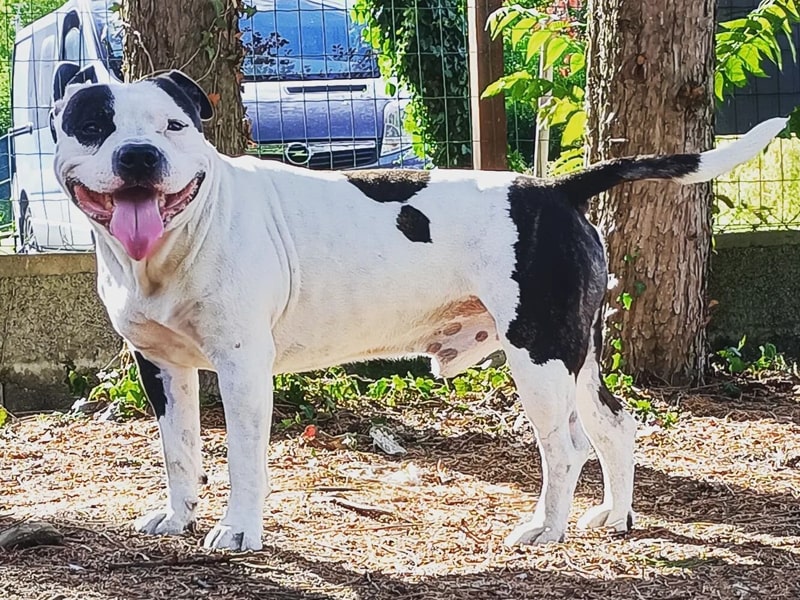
<box><xmin>122</xmin><ymin>0</ymin><xmax>248</xmax><ymax>156</ymax></box>
<box><xmin>586</xmin><ymin>0</ymin><xmax>716</xmax><ymax>384</ymax></box>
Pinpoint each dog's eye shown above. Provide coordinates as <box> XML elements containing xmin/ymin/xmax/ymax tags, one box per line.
<box><xmin>81</xmin><ymin>121</ymin><xmax>101</xmax><ymax>135</ymax></box>
<box><xmin>167</xmin><ymin>119</ymin><xmax>188</xmax><ymax>132</ymax></box>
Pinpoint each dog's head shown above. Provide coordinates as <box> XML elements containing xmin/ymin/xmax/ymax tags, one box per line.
<box><xmin>51</xmin><ymin>65</ymin><xmax>215</xmax><ymax>261</ymax></box>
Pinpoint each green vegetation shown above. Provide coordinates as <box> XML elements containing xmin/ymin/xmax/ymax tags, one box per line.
<box><xmin>351</xmin><ymin>0</ymin><xmax>471</xmax><ymax>167</ymax></box>
<box><xmin>483</xmin><ymin>0</ymin><xmax>800</xmax><ymax>184</ymax></box>
<box><xmin>714</xmin><ymin>335</ymin><xmax>789</xmax><ymax>375</ymax></box>
<box><xmin>714</xmin><ymin>135</ymin><xmax>800</xmax><ymax>232</ymax></box>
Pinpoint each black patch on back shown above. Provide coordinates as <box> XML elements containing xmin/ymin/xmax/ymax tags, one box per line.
<box><xmin>153</xmin><ymin>77</ymin><xmax>205</xmax><ymax>131</ymax></box>
<box><xmin>61</xmin><ymin>85</ymin><xmax>116</xmax><ymax>148</ymax></box>
<box><xmin>505</xmin><ymin>176</ymin><xmax>607</xmax><ymax>375</ymax></box>
<box><xmin>345</xmin><ymin>170</ymin><xmax>430</xmax><ymax>202</ymax></box>
<box><xmin>396</xmin><ymin>204</ymin><xmax>432</xmax><ymax>243</ymax></box>
<box><xmin>133</xmin><ymin>351</ymin><xmax>167</xmax><ymax>419</ymax></box>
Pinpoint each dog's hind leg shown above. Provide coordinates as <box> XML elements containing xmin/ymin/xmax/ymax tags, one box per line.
<box><xmin>501</xmin><ymin>344</ymin><xmax>592</xmax><ymax>546</ymax></box>
<box><xmin>575</xmin><ymin>315</ymin><xmax>637</xmax><ymax>532</ymax></box>
<box><xmin>133</xmin><ymin>354</ymin><xmax>204</xmax><ymax>537</ymax></box>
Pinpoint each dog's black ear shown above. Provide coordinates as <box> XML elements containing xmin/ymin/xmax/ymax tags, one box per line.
<box><xmin>155</xmin><ymin>70</ymin><xmax>214</xmax><ymax>121</ymax></box>
<box><xmin>53</xmin><ymin>62</ymin><xmax>97</xmax><ymax>102</ymax></box>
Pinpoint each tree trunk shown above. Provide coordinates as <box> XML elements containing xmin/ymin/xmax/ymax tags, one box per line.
<box><xmin>122</xmin><ymin>0</ymin><xmax>248</xmax><ymax>156</ymax></box>
<box><xmin>585</xmin><ymin>0</ymin><xmax>716</xmax><ymax>384</ymax></box>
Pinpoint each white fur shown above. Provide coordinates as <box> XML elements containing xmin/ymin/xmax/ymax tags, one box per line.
<box><xmin>677</xmin><ymin>117</ymin><xmax>787</xmax><ymax>184</ymax></box>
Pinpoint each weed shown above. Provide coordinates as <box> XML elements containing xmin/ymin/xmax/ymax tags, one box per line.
<box><xmin>714</xmin><ymin>335</ymin><xmax>789</xmax><ymax>375</ymax></box>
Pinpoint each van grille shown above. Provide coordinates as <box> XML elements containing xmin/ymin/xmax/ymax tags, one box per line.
<box><xmin>308</xmin><ymin>147</ymin><xmax>378</xmax><ymax>170</ymax></box>
<box><xmin>249</xmin><ymin>141</ymin><xmax>379</xmax><ymax>170</ymax></box>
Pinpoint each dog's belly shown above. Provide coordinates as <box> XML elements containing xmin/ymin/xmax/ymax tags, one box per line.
<box><xmin>272</xmin><ymin>295</ymin><xmax>501</xmax><ymax>377</ymax></box>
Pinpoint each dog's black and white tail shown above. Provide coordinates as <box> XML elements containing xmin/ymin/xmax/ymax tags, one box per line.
<box><xmin>558</xmin><ymin>117</ymin><xmax>787</xmax><ymax>212</ymax></box>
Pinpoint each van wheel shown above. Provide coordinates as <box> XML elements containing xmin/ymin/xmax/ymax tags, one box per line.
<box><xmin>18</xmin><ymin>199</ymin><xmax>39</xmax><ymax>253</ymax></box>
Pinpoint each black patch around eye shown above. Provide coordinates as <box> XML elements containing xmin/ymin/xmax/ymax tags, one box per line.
<box><xmin>345</xmin><ymin>170</ymin><xmax>430</xmax><ymax>203</ymax></box>
<box><xmin>154</xmin><ymin>78</ymin><xmax>204</xmax><ymax>131</ymax></box>
<box><xmin>396</xmin><ymin>204</ymin><xmax>432</xmax><ymax>243</ymax></box>
<box><xmin>61</xmin><ymin>85</ymin><xmax>116</xmax><ymax>147</ymax></box>
<box><xmin>133</xmin><ymin>352</ymin><xmax>168</xmax><ymax>419</ymax></box>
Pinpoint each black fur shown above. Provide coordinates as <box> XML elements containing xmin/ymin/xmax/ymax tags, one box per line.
<box><xmin>396</xmin><ymin>204</ymin><xmax>432</xmax><ymax>243</ymax></box>
<box><xmin>133</xmin><ymin>352</ymin><xmax>168</xmax><ymax>419</ymax></box>
<box><xmin>557</xmin><ymin>154</ymin><xmax>702</xmax><ymax>213</ymax></box>
<box><xmin>505</xmin><ymin>176</ymin><xmax>607</xmax><ymax>375</ymax></box>
<box><xmin>60</xmin><ymin>85</ymin><xmax>116</xmax><ymax>148</ymax></box>
<box><xmin>599</xmin><ymin>384</ymin><xmax>624</xmax><ymax>414</ymax></box>
<box><xmin>344</xmin><ymin>170</ymin><xmax>430</xmax><ymax>202</ymax></box>
<box><xmin>52</xmin><ymin>62</ymin><xmax>81</xmax><ymax>102</ymax></box>
<box><xmin>152</xmin><ymin>71</ymin><xmax>214</xmax><ymax>131</ymax></box>
<box><xmin>593</xmin><ymin>312</ymin><xmax>604</xmax><ymax>366</ymax></box>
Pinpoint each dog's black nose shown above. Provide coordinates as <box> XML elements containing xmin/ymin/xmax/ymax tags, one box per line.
<box><xmin>113</xmin><ymin>143</ymin><xmax>165</xmax><ymax>181</ymax></box>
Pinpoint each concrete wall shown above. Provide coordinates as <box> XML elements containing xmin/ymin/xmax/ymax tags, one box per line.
<box><xmin>2</xmin><ymin>231</ymin><xmax>800</xmax><ymax>412</ymax></box>
<box><xmin>0</xmin><ymin>254</ymin><xmax>120</xmax><ymax>412</ymax></box>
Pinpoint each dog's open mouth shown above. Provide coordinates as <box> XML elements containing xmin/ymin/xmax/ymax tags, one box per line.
<box><xmin>69</xmin><ymin>173</ymin><xmax>205</xmax><ymax>260</ymax></box>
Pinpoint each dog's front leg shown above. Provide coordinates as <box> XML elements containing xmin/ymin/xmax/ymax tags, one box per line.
<box><xmin>203</xmin><ymin>341</ymin><xmax>274</xmax><ymax>552</ymax></box>
<box><xmin>133</xmin><ymin>353</ymin><xmax>204</xmax><ymax>536</ymax></box>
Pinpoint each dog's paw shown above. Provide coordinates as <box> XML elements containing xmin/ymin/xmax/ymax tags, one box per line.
<box><xmin>503</xmin><ymin>520</ymin><xmax>565</xmax><ymax>547</ymax></box>
<box><xmin>577</xmin><ymin>504</ymin><xmax>635</xmax><ymax>532</ymax></box>
<box><xmin>203</xmin><ymin>522</ymin><xmax>263</xmax><ymax>552</ymax></box>
<box><xmin>135</xmin><ymin>508</ymin><xmax>194</xmax><ymax>536</ymax></box>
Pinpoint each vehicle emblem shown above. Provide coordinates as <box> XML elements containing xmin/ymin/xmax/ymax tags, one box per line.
<box><xmin>284</xmin><ymin>142</ymin><xmax>311</xmax><ymax>166</ymax></box>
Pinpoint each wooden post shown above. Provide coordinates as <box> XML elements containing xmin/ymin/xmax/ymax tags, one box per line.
<box><xmin>467</xmin><ymin>0</ymin><xmax>508</xmax><ymax>171</ymax></box>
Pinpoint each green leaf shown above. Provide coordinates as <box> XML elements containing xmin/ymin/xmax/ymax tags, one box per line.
<box><xmin>619</xmin><ymin>292</ymin><xmax>633</xmax><ymax>311</ymax></box>
<box><xmin>510</xmin><ymin>17</ymin><xmax>539</xmax><ymax>48</ymax></box>
<box><xmin>0</xmin><ymin>406</ymin><xmax>8</xmax><ymax>427</ymax></box>
<box><xmin>543</xmin><ymin>36</ymin><xmax>569</xmax><ymax>70</ymax></box>
<box><xmin>568</xmin><ymin>51</ymin><xmax>586</xmax><ymax>74</ymax></box>
<box><xmin>560</xmin><ymin>110</ymin><xmax>587</xmax><ymax>146</ymax></box>
<box><xmin>489</xmin><ymin>10</ymin><xmax>520</xmax><ymax>39</ymax></box>
<box><xmin>714</xmin><ymin>71</ymin><xmax>725</xmax><ymax>101</ymax></box>
<box><xmin>525</xmin><ymin>29</ymin><xmax>552</xmax><ymax>63</ymax></box>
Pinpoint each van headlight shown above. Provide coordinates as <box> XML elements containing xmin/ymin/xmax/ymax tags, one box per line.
<box><xmin>380</xmin><ymin>100</ymin><xmax>413</xmax><ymax>157</ymax></box>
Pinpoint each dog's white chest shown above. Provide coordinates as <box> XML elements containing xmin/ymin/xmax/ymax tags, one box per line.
<box><xmin>98</xmin><ymin>276</ymin><xmax>211</xmax><ymax>369</ymax></box>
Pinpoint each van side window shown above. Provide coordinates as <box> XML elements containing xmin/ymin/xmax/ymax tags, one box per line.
<box><xmin>63</xmin><ymin>26</ymin><xmax>83</xmax><ymax>63</ymax></box>
<box><xmin>34</xmin><ymin>25</ymin><xmax>58</xmax><ymax>131</ymax></box>
<box><xmin>12</xmin><ymin>37</ymin><xmax>33</xmax><ymax>127</ymax></box>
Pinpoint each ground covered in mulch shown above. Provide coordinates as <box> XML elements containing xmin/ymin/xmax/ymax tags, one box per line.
<box><xmin>1</xmin><ymin>376</ymin><xmax>799</xmax><ymax>599</ymax></box>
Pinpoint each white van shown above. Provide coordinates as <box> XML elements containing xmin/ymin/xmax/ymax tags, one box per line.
<box><xmin>10</xmin><ymin>0</ymin><xmax>119</xmax><ymax>251</ymax></box>
<box><xmin>9</xmin><ymin>0</ymin><xmax>419</xmax><ymax>252</ymax></box>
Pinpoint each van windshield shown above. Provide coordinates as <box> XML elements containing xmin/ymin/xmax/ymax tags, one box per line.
<box><xmin>91</xmin><ymin>0</ymin><xmax>379</xmax><ymax>82</ymax></box>
<box><xmin>241</xmin><ymin>0</ymin><xmax>378</xmax><ymax>81</ymax></box>
<box><xmin>91</xmin><ymin>0</ymin><xmax>123</xmax><ymax>79</ymax></box>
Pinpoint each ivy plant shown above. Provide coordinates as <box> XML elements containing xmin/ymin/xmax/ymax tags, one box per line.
<box><xmin>351</xmin><ymin>0</ymin><xmax>472</xmax><ymax>167</ymax></box>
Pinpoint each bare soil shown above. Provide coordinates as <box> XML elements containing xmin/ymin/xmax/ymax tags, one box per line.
<box><xmin>1</xmin><ymin>379</ymin><xmax>799</xmax><ymax>599</ymax></box>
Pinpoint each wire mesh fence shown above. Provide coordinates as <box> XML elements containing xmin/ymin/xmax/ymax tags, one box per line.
<box><xmin>0</xmin><ymin>0</ymin><xmax>797</xmax><ymax>253</ymax></box>
<box><xmin>714</xmin><ymin>0</ymin><xmax>800</xmax><ymax>233</ymax></box>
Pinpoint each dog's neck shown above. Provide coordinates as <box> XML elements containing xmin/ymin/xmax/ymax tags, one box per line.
<box><xmin>96</xmin><ymin>170</ymin><xmax>221</xmax><ymax>297</ymax></box>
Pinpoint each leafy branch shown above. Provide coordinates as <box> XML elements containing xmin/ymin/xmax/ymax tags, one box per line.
<box><xmin>715</xmin><ymin>0</ymin><xmax>799</xmax><ymax>101</ymax></box>
<box><xmin>483</xmin><ymin>0</ymin><xmax>799</xmax><ymax>176</ymax></box>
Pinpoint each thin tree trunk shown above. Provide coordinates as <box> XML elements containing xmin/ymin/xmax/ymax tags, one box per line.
<box><xmin>585</xmin><ymin>0</ymin><xmax>716</xmax><ymax>384</ymax></box>
<box><xmin>122</xmin><ymin>0</ymin><xmax>248</xmax><ymax>156</ymax></box>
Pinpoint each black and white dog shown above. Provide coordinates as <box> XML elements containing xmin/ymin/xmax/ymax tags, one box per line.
<box><xmin>50</xmin><ymin>64</ymin><xmax>785</xmax><ymax>551</ymax></box>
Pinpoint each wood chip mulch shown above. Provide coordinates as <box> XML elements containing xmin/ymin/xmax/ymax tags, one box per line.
<box><xmin>1</xmin><ymin>379</ymin><xmax>799</xmax><ymax>599</ymax></box>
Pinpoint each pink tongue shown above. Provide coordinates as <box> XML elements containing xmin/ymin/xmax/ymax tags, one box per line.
<box><xmin>109</xmin><ymin>188</ymin><xmax>164</xmax><ymax>261</ymax></box>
